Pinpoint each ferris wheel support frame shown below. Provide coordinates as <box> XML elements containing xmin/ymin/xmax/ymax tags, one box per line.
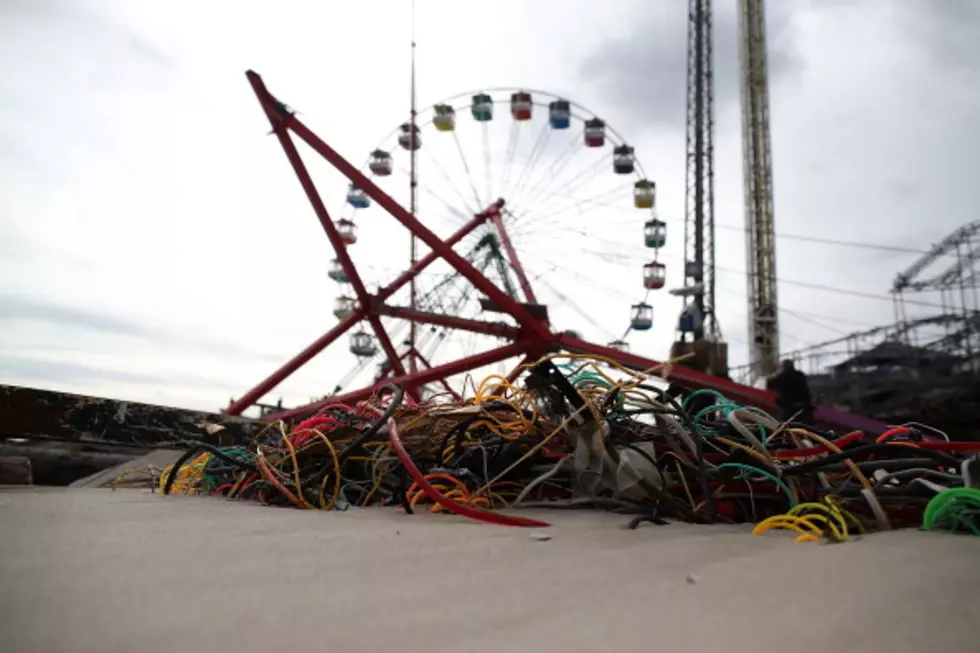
<box><xmin>224</xmin><ymin>71</ymin><xmax>888</xmax><ymax>437</ymax></box>
<box><xmin>490</xmin><ymin>212</ymin><xmax>538</xmax><ymax>304</ymax></box>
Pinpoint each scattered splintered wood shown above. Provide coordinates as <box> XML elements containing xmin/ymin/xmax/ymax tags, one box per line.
<box><xmin>0</xmin><ymin>384</ymin><xmax>264</xmax><ymax>450</ymax></box>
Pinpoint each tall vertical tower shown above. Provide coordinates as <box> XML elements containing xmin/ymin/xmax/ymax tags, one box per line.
<box><xmin>407</xmin><ymin>0</ymin><xmax>419</xmax><ymax>374</ymax></box>
<box><xmin>738</xmin><ymin>0</ymin><xmax>779</xmax><ymax>381</ymax></box>
<box><xmin>683</xmin><ymin>0</ymin><xmax>719</xmax><ymax>341</ymax></box>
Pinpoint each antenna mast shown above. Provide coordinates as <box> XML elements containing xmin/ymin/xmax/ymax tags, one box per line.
<box><xmin>408</xmin><ymin>0</ymin><xmax>419</xmax><ymax>373</ymax></box>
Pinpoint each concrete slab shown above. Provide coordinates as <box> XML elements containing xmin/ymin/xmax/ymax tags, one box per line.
<box><xmin>0</xmin><ymin>488</ymin><xmax>977</xmax><ymax>653</ymax></box>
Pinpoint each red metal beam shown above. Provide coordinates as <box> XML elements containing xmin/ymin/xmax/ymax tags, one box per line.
<box><xmin>224</xmin><ymin>308</ymin><xmax>367</xmax><ymax>415</ymax></box>
<box><xmin>246</xmin><ymin>71</ymin><xmax>550</xmax><ymax>341</ymax></box>
<box><xmin>224</xmin><ymin>204</ymin><xmax>500</xmax><ymax>415</ymax></box>
<box><xmin>245</xmin><ymin>73</ymin><xmax>409</xmax><ymax>394</ymax></box>
<box><xmin>375</xmin><ymin>201</ymin><xmax>502</xmax><ymax>304</ymax></box>
<box><xmin>411</xmin><ymin>349</ymin><xmax>463</xmax><ymax>401</ymax></box>
<box><xmin>557</xmin><ymin>335</ymin><xmax>889</xmax><ymax>435</ymax></box>
<box><xmin>265</xmin><ymin>340</ymin><xmax>535</xmax><ymax>421</ymax></box>
<box><xmin>374</xmin><ymin>304</ymin><xmax>520</xmax><ymax>339</ymax></box>
<box><xmin>491</xmin><ymin>212</ymin><xmax>538</xmax><ymax>305</ymax></box>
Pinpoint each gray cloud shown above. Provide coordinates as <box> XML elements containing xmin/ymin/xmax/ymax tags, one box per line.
<box><xmin>0</xmin><ymin>294</ymin><xmax>282</xmax><ymax>362</ymax></box>
<box><xmin>902</xmin><ymin>2</ymin><xmax>980</xmax><ymax>72</ymax></box>
<box><xmin>0</xmin><ymin>356</ymin><xmax>160</xmax><ymax>386</ymax></box>
<box><xmin>579</xmin><ymin>1</ymin><xmax>804</xmax><ymax>131</ymax></box>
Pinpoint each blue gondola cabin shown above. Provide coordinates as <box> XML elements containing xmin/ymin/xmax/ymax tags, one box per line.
<box><xmin>328</xmin><ymin>259</ymin><xmax>348</xmax><ymax>283</ymax></box>
<box><xmin>511</xmin><ymin>91</ymin><xmax>532</xmax><ymax>121</ymax></box>
<box><xmin>398</xmin><ymin>122</ymin><xmax>421</xmax><ymax>151</ymax></box>
<box><xmin>644</xmin><ymin>219</ymin><xmax>666</xmax><ymax>249</ymax></box>
<box><xmin>472</xmin><ymin>93</ymin><xmax>493</xmax><ymax>121</ymax></box>
<box><xmin>614</xmin><ymin>144</ymin><xmax>635</xmax><ymax>175</ymax></box>
<box><xmin>548</xmin><ymin>99</ymin><xmax>571</xmax><ymax>129</ymax></box>
<box><xmin>608</xmin><ymin>339</ymin><xmax>629</xmax><ymax>352</ymax></box>
<box><xmin>584</xmin><ymin>117</ymin><xmax>606</xmax><ymax>147</ymax></box>
<box><xmin>349</xmin><ymin>331</ymin><xmax>377</xmax><ymax>357</ymax></box>
<box><xmin>643</xmin><ymin>261</ymin><xmax>666</xmax><ymax>290</ymax></box>
<box><xmin>346</xmin><ymin>184</ymin><xmax>370</xmax><ymax>209</ymax></box>
<box><xmin>433</xmin><ymin>104</ymin><xmax>456</xmax><ymax>132</ymax></box>
<box><xmin>333</xmin><ymin>295</ymin><xmax>355</xmax><ymax>319</ymax></box>
<box><xmin>336</xmin><ymin>218</ymin><xmax>357</xmax><ymax>245</ymax></box>
<box><xmin>634</xmin><ymin>179</ymin><xmax>656</xmax><ymax>209</ymax></box>
<box><xmin>369</xmin><ymin>149</ymin><xmax>392</xmax><ymax>176</ymax></box>
<box><xmin>631</xmin><ymin>303</ymin><xmax>653</xmax><ymax>331</ymax></box>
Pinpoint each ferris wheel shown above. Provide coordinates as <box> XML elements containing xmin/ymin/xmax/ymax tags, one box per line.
<box><xmin>325</xmin><ymin>88</ymin><xmax>673</xmax><ymax>390</ymax></box>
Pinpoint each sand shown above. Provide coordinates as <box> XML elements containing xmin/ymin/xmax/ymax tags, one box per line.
<box><xmin>0</xmin><ymin>487</ymin><xmax>977</xmax><ymax>653</ymax></box>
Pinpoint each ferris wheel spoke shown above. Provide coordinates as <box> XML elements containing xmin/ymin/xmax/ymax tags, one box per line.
<box><xmin>515</xmin><ymin>220</ymin><xmax>641</xmax><ymax>263</ymax></box>
<box><xmin>531</xmin><ymin>273</ymin><xmax>619</xmax><ymax>341</ymax></box>
<box><xmin>420</xmin><ymin>153</ymin><xmax>478</xmax><ymax>216</ymax></box>
<box><xmin>498</xmin><ymin>122</ymin><xmax>519</xmax><ymax>199</ymax></box>
<box><xmin>513</xmin><ymin>250</ymin><xmax>642</xmax><ymax>342</ymax></box>
<box><xmin>398</xmin><ymin>165</ymin><xmax>471</xmax><ymax>223</ymax></box>
<box><xmin>510</xmin><ymin>243</ymin><xmax>635</xmax><ymax>304</ymax></box>
<box><xmin>451</xmin><ymin>131</ymin><xmax>484</xmax><ymax>209</ymax></box>
<box><xmin>530</xmin><ymin>179</ymin><xmax>634</xmax><ymax>224</ymax></box>
<box><xmin>525</xmin><ymin>154</ymin><xmax>615</xmax><ymax>215</ymax></box>
<box><xmin>519</xmin><ymin>134</ymin><xmax>584</xmax><ymax>208</ymax></box>
<box><xmin>480</xmin><ymin>122</ymin><xmax>493</xmax><ymax>203</ymax></box>
<box><xmin>507</xmin><ymin>182</ymin><xmax>633</xmax><ymax>240</ymax></box>
<box><xmin>506</xmin><ymin>121</ymin><xmax>551</xmax><ymax>207</ymax></box>
<box><xmin>522</xmin><ymin>146</ymin><xmax>601</xmax><ymax>209</ymax></box>
<box><xmin>517</xmin><ymin>181</ymin><xmax>640</xmax><ymax>224</ymax></box>
<box><xmin>510</xmin><ymin>130</ymin><xmax>559</xmax><ymax>211</ymax></box>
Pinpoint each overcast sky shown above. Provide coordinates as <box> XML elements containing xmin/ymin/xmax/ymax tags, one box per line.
<box><xmin>1</xmin><ymin>0</ymin><xmax>978</xmax><ymax>412</ymax></box>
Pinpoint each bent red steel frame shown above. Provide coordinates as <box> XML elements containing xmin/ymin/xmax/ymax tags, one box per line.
<box><xmin>225</xmin><ymin>70</ymin><xmax>886</xmax><ymax>436</ymax></box>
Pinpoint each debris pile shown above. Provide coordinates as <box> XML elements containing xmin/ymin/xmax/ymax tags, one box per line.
<box><xmin>161</xmin><ymin>355</ymin><xmax>980</xmax><ymax>538</ymax></box>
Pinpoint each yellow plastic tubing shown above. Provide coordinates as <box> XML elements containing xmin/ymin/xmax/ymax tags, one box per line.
<box><xmin>753</xmin><ymin>497</ymin><xmax>865</xmax><ymax>543</ymax></box>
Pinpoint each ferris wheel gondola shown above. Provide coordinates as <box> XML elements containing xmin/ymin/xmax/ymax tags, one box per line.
<box><xmin>333</xmin><ymin>295</ymin><xmax>355</xmax><ymax>319</ymax></box>
<box><xmin>368</xmin><ymin>149</ymin><xmax>392</xmax><ymax>176</ymax></box>
<box><xmin>336</xmin><ymin>218</ymin><xmax>357</xmax><ymax>245</ymax></box>
<box><xmin>346</xmin><ymin>184</ymin><xmax>370</xmax><ymax>209</ymax></box>
<box><xmin>631</xmin><ymin>303</ymin><xmax>654</xmax><ymax>331</ymax></box>
<box><xmin>325</xmin><ymin>87</ymin><xmax>672</xmax><ymax>385</ymax></box>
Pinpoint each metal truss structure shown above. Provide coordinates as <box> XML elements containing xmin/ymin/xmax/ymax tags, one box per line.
<box><xmin>729</xmin><ymin>220</ymin><xmax>980</xmax><ymax>429</ymax></box>
<box><xmin>684</xmin><ymin>0</ymin><xmax>718</xmax><ymax>341</ymax></box>
<box><xmin>738</xmin><ymin>0</ymin><xmax>779</xmax><ymax>382</ymax></box>
<box><xmin>892</xmin><ymin>220</ymin><xmax>980</xmax><ymax>366</ymax></box>
<box><xmin>221</xmin><ymin>70</ymin><xmax>885</xmax><ymax>436</ymax></box>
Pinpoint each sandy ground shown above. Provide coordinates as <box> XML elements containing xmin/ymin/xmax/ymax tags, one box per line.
<box><xmin>0</xmin><ymin>487</ymin><xmax>977</xmax><ymax>653</ymax></box>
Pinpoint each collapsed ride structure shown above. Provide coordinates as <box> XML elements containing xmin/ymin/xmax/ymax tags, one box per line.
<box><xmin>222</xmin><ymin>71</ymin><xmax>885</xmax><ymax>436</ymax></box>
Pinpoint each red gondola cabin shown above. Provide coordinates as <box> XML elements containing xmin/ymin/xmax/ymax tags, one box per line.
<box><xmin>584</xmin><ymin>118</ymin><xmax>606</xmax><ymax>147</ymax></box>
<box><xmin>336</xmin><ymin>219</ymin><xmax>357</xmax><ymax>245</ymax></box>
<box><xmin>511</xmin><ymin>91</ymin><xmax>532</xmax><ymax>121</ymax></box>
<box><xmin>643</xmin><ymin>261</ymin><xmax>666</xmax><ymax>290</ymax></box>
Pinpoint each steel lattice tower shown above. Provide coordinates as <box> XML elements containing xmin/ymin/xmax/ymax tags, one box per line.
<box><xmin>683</xmin><ymin>0</ymin><xmax>718</xmax><ymax>341</ymax></box>
<box><xmin>738</xmin><ymin>0</ymin><xmax>779</xmax><ymax>381</ymax></box>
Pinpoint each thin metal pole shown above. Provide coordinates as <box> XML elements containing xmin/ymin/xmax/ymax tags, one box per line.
<box><xmin>408</xmin><ymin>0</ymin><xmax>419</xmax><ymax>374</ymax></box>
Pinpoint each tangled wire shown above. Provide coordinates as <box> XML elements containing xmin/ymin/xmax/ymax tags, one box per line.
<box><xmin>161</xmin><ymin>354</ymin><xmax>980</xmax><ymax>539</ymax></box>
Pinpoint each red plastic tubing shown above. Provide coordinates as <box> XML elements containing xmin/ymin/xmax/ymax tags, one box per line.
<box><xmin>387</xmin><ymin>417</ymin><xmax>550</xmax><ymax>528</ymax></box>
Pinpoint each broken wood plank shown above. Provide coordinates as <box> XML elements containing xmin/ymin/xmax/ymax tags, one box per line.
<box><xmin>0</xmin><ymin>384</ymin><xmax>264</xmax><ymax>449</ymax></box>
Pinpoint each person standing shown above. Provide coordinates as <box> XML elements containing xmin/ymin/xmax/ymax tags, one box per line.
<box><xmin>766</xmin><ymin>359</ymin><xmax>814</xmax><ymax>425</ymax></box>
